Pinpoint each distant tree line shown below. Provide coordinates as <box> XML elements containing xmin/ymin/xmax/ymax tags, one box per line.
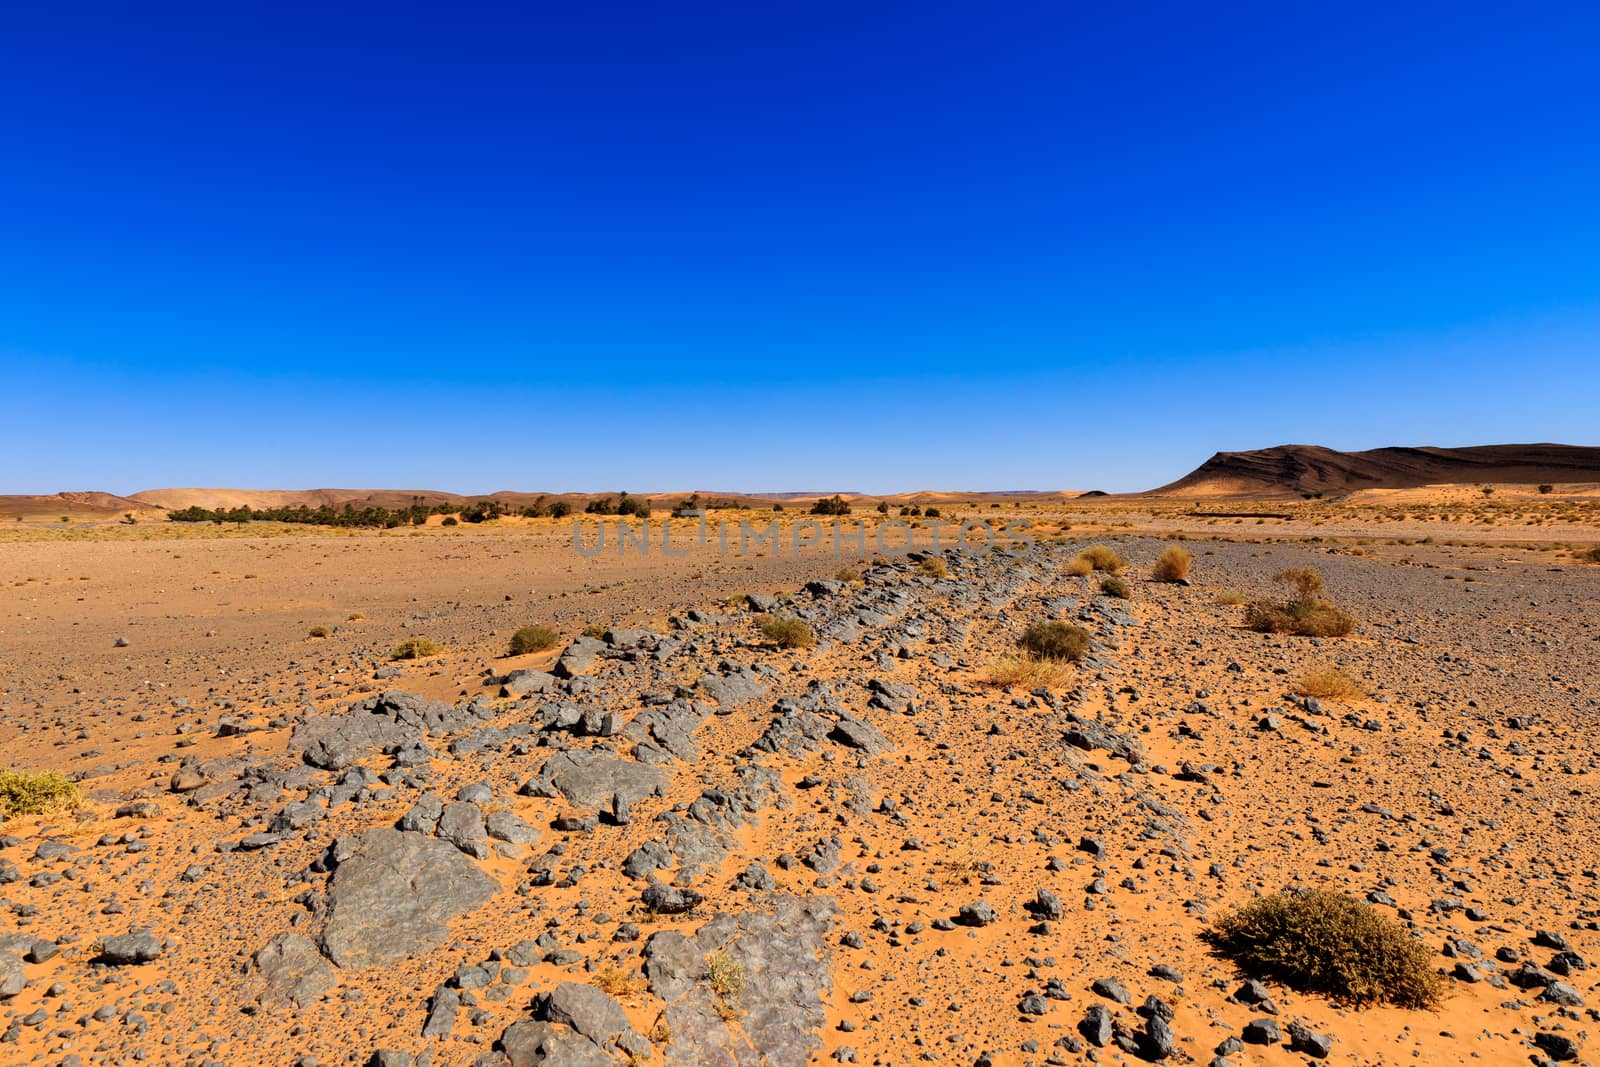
<box><xmin>165</xmin><ymin>494</ymin><xmax>582</xmax><ymax>528</ymax></box>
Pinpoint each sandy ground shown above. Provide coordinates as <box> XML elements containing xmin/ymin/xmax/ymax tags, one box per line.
<box><xmin>2</xmin><ymin>503</ymin><xmax>1600</xmax><ymax>1066</ymax></box>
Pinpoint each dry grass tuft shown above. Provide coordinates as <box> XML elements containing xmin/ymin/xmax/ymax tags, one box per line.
<box><xmin>508</xmin><ymin>624</ymin><xmax>560</xmax><ymax>656</ymax></box>
<box><xmin>307</xmin><ymin>625</ymin><xmax>330</xmax><ymax>639</ymax></box>
<box><xmin>1018</xmin><ymin>620</ymin><xmax>1091</xmax><ymax>662</ymax></box>
<box><xmin>1065</xmin><ymin>557</ymin><xmax>1093</xmax><ymax>577</ymax></box>
<box><xmin>390</xmin><ymin>637</ymin><xmax>443</xmax><ymax>660</ymax></box>
<box><xmin>1577</xmin><ymin>546</ymin><xmax>1600</xmax><ymax>564</ymax></box>
<box><xmin>1215</xmin><ymin>590</ymin><xmax>1249</xmax><ymax>606</ymax></box>
<box><xmin>756</xmin><ymin>614</ymin><xmax>816</xmax><ymax>649</ymax></box>
<box><xmin>1294</xmin><ymin>666</ymin><xmax>1365</xmax><ymax>700</ymax></box>
<box><xmin>1075</xmin><ymin>545</ymin><xmax>1127</xmax><ymax>572</ymax></box>
<box><xmin>1152</xmin><ymin>545</ymin><xmax>1193</xmax><ymax>582</ymax></box>
<box><xmin>836</xmin><ymin>567</ymin><xmax>863</xmax><ymax>583</ymax></box>
<box><xmin>1207</xmin><ymin>889</ymin><xmax>1444</xmax><ymax>1009</ymax></box>
<box><xmin>581</xmin><ymin>623</ymin><xmax>608</xmax><ymax>639</ymax></box>
<box><xmin>594</xmin><ymin>966</ymin><xmax>648</xmax><ymax>999</ymax></box>
<box><xmin>983</xmin><ymin>654</ymin><xmax>1073</xmax><ymax>689</ymax></box>
<box><xmin>917</xmin><ymin>557</ymin><xmax>948</xmax><ymax>578</ymax></box>
<box><xmin>0</xmin><ymin>770</ymin><xmax>86</xmax><ymax>817</ymax></box>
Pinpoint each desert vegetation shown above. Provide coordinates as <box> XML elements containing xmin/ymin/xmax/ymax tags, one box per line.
<box><xmin>1293</xmin><ymin>666</ymin><xmax>1364</xmax><ymax>700</ymax></box>
<box><xmin>756</xmin><ymin>615</ymin><xmax>816</xmax><ymax>649</ymax></box>
<box><xmin>390</xmin><ymin>637</ymin><xmax>444</xmax><ymax>660</ymax></box>
<box><xmin>0</xmin><ymin>769</ymin><xmax>85</xmax><ymax>817</ymax></box>
<box><xmin>1207</xmin><ymin>889</ymin><xmax>1443</xmax><ymax>1009</ymax></box>
<box><xmin>1151</xmin><ymin>545</ymin><xmax>1192</xmax><ymax>582</ymax></box>
<box><xmin>1018</xmin><ymin>620</ymin><xmax>1090</xmax><ymax>662</ymax></box>
<box><xmin>1245</xmin><ymin>567</ymin><xmax>1356</xmax><ymax>637</ymax></box>
<box><xmin>508</xmin><ymin>625</ymin><xmax>560</xmax><ymax>655</ymax></box>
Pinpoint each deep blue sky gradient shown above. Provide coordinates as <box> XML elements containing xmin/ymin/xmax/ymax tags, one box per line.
<box><xmin>3</xmin><ymin>3</ymin><xmax>1598</xmax><ymax>493</ymax></box>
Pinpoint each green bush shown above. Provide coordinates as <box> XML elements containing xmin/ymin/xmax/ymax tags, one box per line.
<box><xmin>1206</xmin><ymin>889</ymin><xmax>1443</xmax><ymax>1009</ymax></box>
<box><xmin>810</xmin><ymin>495</ymin><xmax>851</xmax><ymax>516</ymax></box>
<box><xmin>509</xmin><ymin>625</ymin><xmax>559</xmax><ymax>655</ymax></box>
<box><xmin>0</xmin><ymin>770</ymin><xmax>85</xmax><ymax>817</ymax></box>
<box><xmin>1018</xmin><ymin>620</ymin><xmax>1090</xmax><ymax>662</ymax></box>
<box><xmin>756</xmin><ymin>615</ymin><xmax>816</xmax><ymax>649</ymax></box>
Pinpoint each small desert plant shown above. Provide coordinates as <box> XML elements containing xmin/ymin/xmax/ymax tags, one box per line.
<box><xmin>1075</xmin><ymin>545</ymin><xmax>1126</xmax><ymax>572</ymax></box>
<box><xmin>757</xmin><ymin>615</ymin><xmax>816</xmax><ymax>649</ymax></box>
<box><xmin>1215</xmin><ymin>590</ymin><xmax>1249</xmax><ymax>606</ymax></box>
<box><xmin>1294</xmin><ymin>666</ymin><xmax>1365</xmax><ymax>700</ymax></box>
<box><xmin>1099</xmin><ymin>575</ymin><xmax>1130</xmax><ymax>599</ymax></box>
<box><xmin>1065</xmin><ymin>556</ymin><xmax>1093</xmax><ymax>577</ymax></box>
<box><xmin>346</xmin><ymin>612</ymin><xmax>365</xmax><ymax>621</ymax></box>
<box><xmin>581</xmin><ymin>623</ymin><xmax>607</xmax><ymax>639</ymax></box>
<box><xmin>391</xmin><ymin>637</ymin><xmax>443</xmax><ymax>660</ymax></box>
<box><xmin>0</xmin><ymin>770</ymin><xmax>85</xmax><ymax>817</ymax></box>
<box><xmin>508</xmin><ymin>624</ymin><xmax>559</xmax><ymax>655</ymax></box>
<box><xmin>917</xmin><ymin>557</ymin><xmax>948</xmax><ymax>578</ymax></box>
<box><xmin>1577</xmin><ymin>546</ymin><xmax>1600</xmax><ymax>564</ymax></box>
<box><xmin>708</xmin><ymin>951</ymin><xmax>744</xmax><ymax>1020</ymax></box>
<box><xmin>1539</xmin><ymin>484</ymin><xmax>1554</xmax><ymax>494</ymax></box>
<box><xmin>1245</xmin><ymin>568</ymin><xmax>1356</xmax><ymax>637</ymax></box>
<box><xmin>836</xmin><ymin>567</ymin><xmax>862</xmax><ymax>582</ymax></box>
<box><xmin>1151</xmin><ymin>545</ymin><xmax>1192</xmax><ymax>582</ymax></box>
<box><xmin>1206</xmin><ymin>889</ymin><xmax>1443</xmax><ymax>1009</ymax></box>
<box><xmin>984</xmin><ymin>654</ymin><xmax>1072</xmax><ymax>689</ymax></box>
<box><xmin>440</xmin><ymin>516</ymin><xmax>459</xmax><ymax>526</ymax></box>
<box><xmin>308</xmin><ymin>625</ymin><xmax>330</xmax><ymax>638</ymax></box>
<box><xmin>810</xmin><ymin>495</ymin><xmax>851</xmax><ymax>516</ymax></box>
<box><xmin>1018</xmin><ymin>620</ymin><xmax>1090</xmax><ymax>662</ymax></box>
<box><xmin>593</xmin><ymin>966</ymin><xmax>648</xmax><ymax>998</ymax></box>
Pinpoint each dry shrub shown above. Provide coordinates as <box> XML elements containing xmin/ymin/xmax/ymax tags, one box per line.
<box><xmin>307</xmin><ymin>625</ymin><xmax>330</xmax><ymax>638</ymax></box>
<box><xmin>1577</xmin><ymin>546</ymin><xmax>1600</xmax><ymax>564</ymax></box>
<box><xmin>983</xmin><ymin>654</ymin><xmax>1073</xmax><ymax>689</ymax></box>
<box><xmin>1099</xmin><ymin>575</ymin><xmax>1131</xmax><ymax>599</ymax></box>
<box><xmin>1215</xmin><ymin>590</ymin><xmax>1249</xmax><ymax>606</ymax></box>
<box><xmin>509</xmin><ymin>624</ymin><xmax>559</xmax><ymax>655</ymax></box>
<box><xmin>1245</xmin><ymin>568</ymin><xmax>1355</xmax><ymax>637</ymax></box>
<box><xmin>836</xmin><ymin>567</ymin><xmax>862</xmax><ymax>582</ymax></box>
<box><xmin>581</xmin><ymin>622</ymin><xmax>608</xmax><ymax>639</ymax></box>
<box><xmin>1207</xmin><ymin>889</ymin><xmax>1443</xmax><ymax>1009</ymax></box>
<box><xmin>593</xmin><ymin>966</ymin><xmax>648</xmax><ymax>998</ymax></box>
<box><xmin>1065</xmin><ymin>557</ymin><xmax>1093</xmax><ymax>577</ymax></box>
<box><xmin>1152</xmin><ymin>546</ymin><xmax>1192</xmax><ymax>582</ymax></box>
<box><xmin>1018</xmin><ymin>620</ymin><xmax>1090</xmax><ymax>662</ymax></box>
<box><xmin>757</xmin><ymin>615</ymin><xmax>816</xmax><ymax>649</ymax></box>
<box><xmin>1294</xmin><ymin>666</ymin><xmax>1364</xmax><ymax>700</ymax></box>
<box><xmin>1075</xmin><ymin>545</ymin><xmax>1126</xmax><ymax>572</ymax></box>
<box><xmin>391</xmin><ymin>637</ymin><xmax>443</xmax><ymax>660</ymax></box>
<box><xmin>0</xmin><ymin>770</ymin><xmax>85</xmax><ymax>817</ymax></box>
<box><xmin>917</xmin><ymin>557</ymin><xmax>948</xmax><ymax>578</ymax></box>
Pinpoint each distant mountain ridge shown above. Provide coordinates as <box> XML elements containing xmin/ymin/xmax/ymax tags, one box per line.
<box><xmin>1147</xmin><ymin>443</ymin><xmax>1600</xmax><ymax>498</ymax></box>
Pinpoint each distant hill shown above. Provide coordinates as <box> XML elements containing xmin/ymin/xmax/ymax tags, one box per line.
<box><xmin>1146</xmin><ymin>443</ymin><xmax>1600</xmax><ymax>498</ymax></box>
<box><xmin>0</xmin><ymin>491</ymin><xmax>159</xmax><ymax>519</ymax></box>
<box><xmin>128</xmin><ymin>487</ymin><xmax>1078</xmax><ymax>511</ymax></box>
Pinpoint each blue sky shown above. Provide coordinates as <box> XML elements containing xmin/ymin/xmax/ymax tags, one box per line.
<box><xmin>3</xmin><ymin>3</ymin><xmax>1597</xmax><ymax>494</ymax></box>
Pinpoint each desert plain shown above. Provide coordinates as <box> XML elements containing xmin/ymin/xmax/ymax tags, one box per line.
<box><xmin>2</xmin><ymin>482</ymin><xmax>1600</xmax><ymax>1067</ymax></box>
